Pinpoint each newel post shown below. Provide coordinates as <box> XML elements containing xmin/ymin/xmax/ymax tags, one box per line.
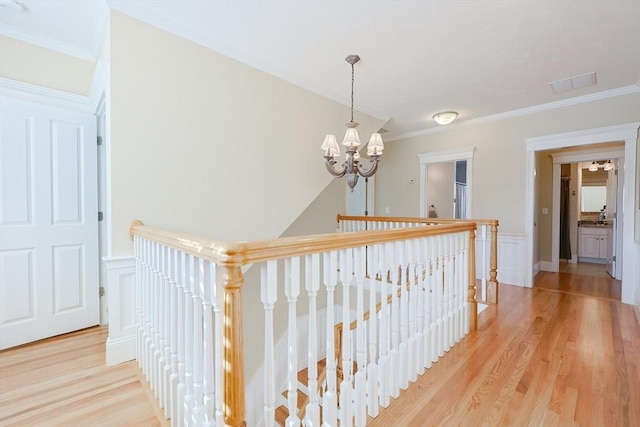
<box><xmin>223</xmin><ymin>265</ymin><xmax>246</xmax><ymax>427</ymax></box>
<box><xmin>487</xmin><ymin>222</ymin><xmax>499</xmax><ymax>304</ymax></box>
<box><xmin>468</xmin><ymin>230</ymin><xmax>478</xmax><ymax>331</ymax></box>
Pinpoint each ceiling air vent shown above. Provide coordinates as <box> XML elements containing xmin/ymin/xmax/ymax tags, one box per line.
<box><xmin>549</xmin><ymin>72</ymin><xmax>596</xmax><ymax>94</ymax></box>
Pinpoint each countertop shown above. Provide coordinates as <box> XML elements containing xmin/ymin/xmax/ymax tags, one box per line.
<box><xmin>578</xmin><ymin>220</ymin><xmax>613</xmax><ymax>228</ymax></box>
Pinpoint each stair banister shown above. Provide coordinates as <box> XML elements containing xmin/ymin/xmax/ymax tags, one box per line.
<box><xmin>129</xmin><ymin>219</ymin><xmax>478</xmax><ymax>426</ymax></box>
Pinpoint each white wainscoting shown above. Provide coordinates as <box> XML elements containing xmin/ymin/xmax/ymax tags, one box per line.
<box><xmin>496</xmin><ymin>233</ymin><xmax>528</xmax><ymax>287</ymax></box>
<box><xmin>475</xmin><ymin>232</ymin><xmax>528</xmax><ymax>287</ymax></box>
<box><xmin>104</xmin><ymin>256</ymin><xmax>136</xmax><ymax>366</ymax></box>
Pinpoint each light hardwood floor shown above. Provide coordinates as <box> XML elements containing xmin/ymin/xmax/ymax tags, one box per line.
<box><xmin>1</xmin><ymin>273</ymin><xmax>638</xmax><ymax>427</ymax></box>
<box><xmin>0</xmin><ymin>327</ymin><xmax>167</xmax><ymax>427</ymax></box>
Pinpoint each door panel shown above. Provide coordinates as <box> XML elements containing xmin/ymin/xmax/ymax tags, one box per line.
<box><xmin>0</xmin><ymin>98</ymin><xmax>98</xmax><ymax>349</ymax></box>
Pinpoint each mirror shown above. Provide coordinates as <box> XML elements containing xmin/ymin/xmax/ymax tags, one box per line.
<box><xmin>581</xmin><ymin>186</ymin><xmax>606</xmax><ymax>212</ymax></box>
<box><xmin>580</xmin><ymin>166</ymin><xmax>608</xmax><ymax>216</ymax></box>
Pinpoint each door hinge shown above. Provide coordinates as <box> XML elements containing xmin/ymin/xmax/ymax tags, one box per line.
<box><xmin>98</xmin><ymin>211</ymin><xmax>103</xmax><ymax>221</ymax></box>
<box><xmin>614</xmin><ymin>212</ymin><xmax>617</xmax><ymax>219</ymax></box>
<box><xmin>99</xmin><ymin>287</ymin><xmax>105</xmax><ymax>297</ymax></box>
<box><xmin>613</xmin><ymin>255</ymin><xmax>616</xmax><ymax>262</ymax></box>
<box><xmin>97</xmin><ymin>136</ymin><xmax>103</xmax><ymax>146</ymax></box>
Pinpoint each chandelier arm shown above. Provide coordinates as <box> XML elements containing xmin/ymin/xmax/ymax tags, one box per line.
<box><xmin>356</xmin><ymin>158</ymin><xmax>380</xmax><ymax>178</ymax></box>
<box><xmin>324</xmin><ymin>158</ymin><xmax>347</xmax><ymax>178</ymax></box>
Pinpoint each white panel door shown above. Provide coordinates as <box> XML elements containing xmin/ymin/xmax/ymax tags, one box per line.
<box><xmin>0</xmin><ymin>97</ymin><xmax>98</xmax><ymax>349</ymax></box>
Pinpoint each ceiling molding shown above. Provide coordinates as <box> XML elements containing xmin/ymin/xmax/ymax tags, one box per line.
<box><xmin>0</xmin><ymin>77</ymin><xmax>93</xmax><ymax>113</ymax></box>
<box><xmin>389</xmin><ymin>85</ymin><xmax>640</xmax><ymax>142</ymax></box>
<box><xmin>0</xmin><ymin>23</ymin><xmax>95</xmax><ymax>61</ymax></box>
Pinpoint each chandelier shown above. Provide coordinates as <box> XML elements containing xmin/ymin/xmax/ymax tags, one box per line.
<box><xmin>321</xmin><ymin>55</ymin><xmax>384</xmax><ymax>190</ymax></box>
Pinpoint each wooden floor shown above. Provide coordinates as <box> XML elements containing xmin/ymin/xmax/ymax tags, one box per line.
<box><xmin>0</xmin><ymin>327</ymin><xmax>167</xmax><ymax>427</ymax></box>
<box><xmin>534</xmin><ymin>262</ymin><xmax>622</xmax><ymax>301</ymax></box>
<box><xmin>1</xmin><ymin>268</ymin><xmax>638</xmax><ymax>426</ymax></box>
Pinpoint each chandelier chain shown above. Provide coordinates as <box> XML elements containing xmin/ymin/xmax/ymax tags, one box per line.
<box><xmin>350</xmin><ymin>62</ymin><xmax>354</xmax><ymax>123</ymax></box>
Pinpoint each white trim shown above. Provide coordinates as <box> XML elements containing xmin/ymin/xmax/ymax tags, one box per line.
<box><xmin>0</xmin><ymin>2</ymin><xmax>108</xmax><ymax>61</ymax></box>
<box><xmin>104</xmin><ymin>256</ymin><xmax>136</xmax><ymax>366</ymax></box>
<box><xmin>551</xmin><ymin>148</ymin><xmax>625</xmax><ymax>165</ymax></box>
<box><xmin>549</xmin><ymin>147</ymin><xmax>626</xmax><ymax>278</ymax></box>
<box><xmin>390</xmin><ymin>85</ymin><xmax>640</xmax><ymax>142</ymax></box>
<box><xmin>106</xmin><ymin>335</ymin><xmax>136</xmax><ymax>367</ymax></box>
<box><xmin>539</xmin><ymin>261</ymin><xmax>555</xmax><ymax>272</ymax></box>
<box><xmin>496</xmin><ymin>233</ymin><xmax>528</xmax><ymax>286</ymax></box>
<box><xmin>418</xmin><ymin>147</ymin><xmax>475</xmax><ymax>218</ymax></box>
<box><xmin>533</xmin><ymin>262</ymin><xmax>541</xmax><ymax>276</ymax></box>
<box><xmin>524</xmin><ymin>122</ymin><xmax>640</xmax><ymax>304</ymax></box>
<box><xmin>0</xmin><ymin>77</ymin><xmax>93</xmax><ymax>113</ymax></box>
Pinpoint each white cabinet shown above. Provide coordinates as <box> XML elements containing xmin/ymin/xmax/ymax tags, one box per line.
<box><xmin>578</xmin><ymin>227</ymin><xmax>608</xmax><ymax>261</ymax></box>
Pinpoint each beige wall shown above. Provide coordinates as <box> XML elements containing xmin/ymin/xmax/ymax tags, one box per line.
<box><xmin>536</xmin><ymin>151</ymin><xmax>553</xmax><ymax>262</ymax></box>
<box><xmin>376</xmin><ymin>93</ymin><xmax>640</xmax><ymax>237</ymax></box>
<box><xmin>426</xmin><ymin>162</ymin><xmax>455</xmax><ymax>218</ymax></box>
<box><xmin>0</xmin><ymin>36</ymin><xmax>95</xmax><ymax>96</ymax></box>
<box><xmin>109</xmin><ymin>11</ymin><xmax>385</xmax><ymax>256</ymax></box>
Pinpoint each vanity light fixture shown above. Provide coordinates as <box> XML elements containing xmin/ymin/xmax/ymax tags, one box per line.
<box><xmin>604</xmin><ymin>160</ymin><xmax>614</xmax><ymax>171</ymax></box>
<box><xmin>588</xmin><ymin>161</ymin><xmax>598</xmax><ymax>171</ymax></box>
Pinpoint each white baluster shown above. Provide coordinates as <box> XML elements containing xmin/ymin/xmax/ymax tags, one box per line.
<box><xmin>430</xmin><ymin>237</ymin><xmax>439</xmax><ymax>365</ymax></box>
<box><xmin>407</xmin><ymin>240</ymin><xmax>418</xmax><ymax>383</ymax></box>
<box><xmin>454</xmin><ymin>233</ymin><xmax>463</xmax><ymax>343</ymax></box>
<box><xmin>304</xmin><ymin>254</ymin><xmax>320</xmax><ymax>427</ymax></box>
<box><xmin>322</xmin><ymin>250</ymin><xmax>338</xmax><ymax>427</ymax></box>
<box><xmin>191</xmin><ymin>259</ymin><xmax>204</xmax><ymax>426</ymax></box>
<box><xmin>202</xmin><ymin>261</ymin><xmax>215</xmax><ymax>427</ymax></box>
<box><xmin>378</xmin><ymin>243</ymin><xmax>390</xmax><ymax>408</ymax></box>
<box><xmin>153</xmin><ymin>242</ymin><xmax>162</xmax><ymax>396</ymax></box>
<box><xmin>443</xmin><ymin>235</ymin><xmax>452</xmax><ymax>352</ymax></box>
<box><xmin>398</xmin><ymin>241</ymin><xmax>409</xmax><ymax>391</ymax></box>
<box><xmin>436</xmin><ymin>235</ymin><xmax>445</xmax><ymax>358</ymax></box>
<box><xmin>175</xmin><ymin>251</ymin><xmax>186</xmax><ymax>427</ymax></box>
<box><xmin>354</xmin><ymin>247</ymin><xmax>366</xmax><ymax>427</ymax></box>
<box><xmin>463</xmin><ymin>231</ymin><xmax>471</xmax><ymax>336</ymax></box>
<box><xmin>183</xmin><ymin>254</ymin><xmax>195</xmax><ymax>426</ymax></box>
<box><xmin>261</xmin><ymin>260</ymin><xmax>277</xmax><ymax>427</ymax></box>
<box><xmin>134</xmin><ymin>237</ymin><xmax>142</xmax><ymax>368</ymax></box>
<box><xmin>367</xmin><ymin>244</ymin><xmax>379</xmax><ymax>418</ymax></box>
<box><xmin>285</xmin><ymin>257</ymin><xmax>301</xmax><ymax>427</ymax></box>
<box><xmin>339</xmin><ymin>249</ymin><xmax>353</xmax><ymax>427</ymax></box>
<box><xmin>481</xmin><ymin>225</ymin><xmax>487</xmax><ymax>302</ymax></box>
<box><xmin>389</xmin><ymin>242</ymin><xmax>400</xmax><ymax>399</ymax></box>
<box><xmin>415</xmin><ymin>238</ymin><xmax>426</xmax><ymax>375</ymax></box>
<box><xmin>161</xmin><ymin>246</ymin><xmax>172</xmax><ymax>415</ymax></box>
<box><xmin>168</xmin><ymin>249</ymin><xmax>179</xmax><ymax>422</ymax></box>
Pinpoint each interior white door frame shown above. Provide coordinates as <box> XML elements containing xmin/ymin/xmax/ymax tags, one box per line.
<box><xmin>549</xmin><ymin>148</ymin><xmax>625</xmax><ymax>276</ymax></box>
<box><xmin>525</xmin><ymin>122</ymin><xmax>639</xmax><ymax>304</ymax></box>
<box><xmin>418</xmin><ymin>146</ymin><xmax>475</xmax><ymax>217</ymax></box>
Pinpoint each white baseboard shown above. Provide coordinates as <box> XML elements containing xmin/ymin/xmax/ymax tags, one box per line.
<box><xmin>539</xmin><ymin>261</ymin><xmax>554</xmax><ymax>272</ymax></box>
<box><xmin>533</xmin><ymin>262</ymin><xmax>541</xmax><ymax>276</ymax></box>
<box><xmin>104</xmin><ymin>256</ymin><xmax>136</xmax><ymax>366</ymax></box>
<box><xmin>106</xmin><ymin>335</ymin><xmax>136</xmax><ymax>366</ymax></box>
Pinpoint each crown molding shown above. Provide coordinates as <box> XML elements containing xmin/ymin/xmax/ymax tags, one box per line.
<box><xmin>0</xmin><ymin>78</ymin><xmax>93</xmax><ymax>113</ymax></box>
<box><xmin>389</xmin><ymin>85</ymin><xmax>640</xmax><ymax>142</ymax></box>
<box><xmin>0</xmin><ymin>24</ymin><xmax>97</xmax><ymax>61</ymax></box>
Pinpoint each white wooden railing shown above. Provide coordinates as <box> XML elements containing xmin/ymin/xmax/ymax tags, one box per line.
<box><xmin>129</xmin><ymin>219</ymin><xmax>478</xmax><ymax>426</ymax></box>
<box><xmin>337</xmin><ymin>215</ymin><xmax>499</xmax><ymax>304</ymax></box>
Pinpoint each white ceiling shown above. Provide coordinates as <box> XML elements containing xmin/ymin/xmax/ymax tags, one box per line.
<box><xmin>1</xmin><ymin>0</ymin><xmax>639</xmax><ymax>139</ymax></box>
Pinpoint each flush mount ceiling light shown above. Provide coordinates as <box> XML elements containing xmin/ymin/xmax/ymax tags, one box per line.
<box><xmin>321</xmin><ymin>54</ymin><xmax>384</xmax><ymax>190</ymax></box>
<box><xmin>433</xmin><ymin>111</ymin><xmax>458</xmax><ymax>126</ymax></box>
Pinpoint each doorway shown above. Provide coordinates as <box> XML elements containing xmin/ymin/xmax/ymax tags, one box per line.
<box><xmin>419</xmin><ymin>147</ymin><xmax>475</xmax><ymax>218</ymax></box>
<box><xmin>524</xmin><ymin>123</ymin><xmax>639</xmax><ymax>305</ymax></box>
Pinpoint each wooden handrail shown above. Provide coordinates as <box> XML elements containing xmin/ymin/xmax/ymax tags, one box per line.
<box><xmin>129</xmin><ymin>221</ymin><xmax>477</xmax><ymax>268</ymax></box>
<box><xmin>336</xmin><ymin>213</ymin><xmax>498</xmax><ymax>227</ymax></box>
